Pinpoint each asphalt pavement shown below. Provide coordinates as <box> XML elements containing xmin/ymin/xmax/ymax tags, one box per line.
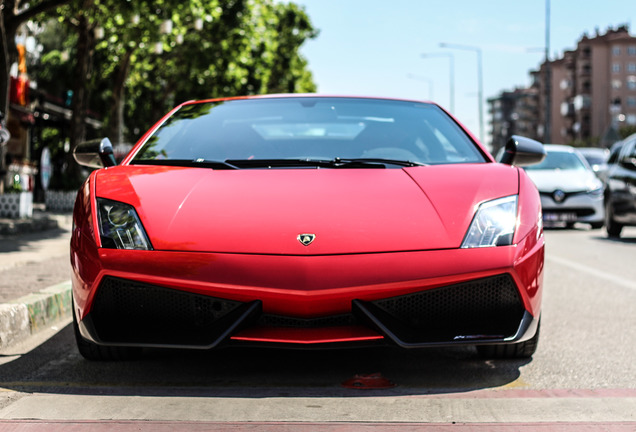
<box><xmin>0</xmin><ymin>210</ymin><xmax>73</xmax><ymax>351</ymax></box>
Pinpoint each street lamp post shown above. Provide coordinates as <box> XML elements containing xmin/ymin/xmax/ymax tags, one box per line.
<box><xmin>544</xmin><ymin>0</ymin><xmax>551</xmax><ymax>143</ymax></box>
<box><xmin>421</xmin><ymin>52</ymin><xmax>455</xmax><ymax>114</ymax></box>
<box><xmin>439</xmin><ymin>43</ymin><xmax>484</xmax><ymax>142</ymax></box>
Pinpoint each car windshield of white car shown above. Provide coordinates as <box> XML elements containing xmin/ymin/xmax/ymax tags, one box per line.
<box><xmin>524</xmin><ymin>151</ymin><xmax>589</xmax><ymax>171</ymax></box>
<box><xmin>130</xmin><ymin>97</ymin><xmax>487</xmax><ymax>168</ymax></box>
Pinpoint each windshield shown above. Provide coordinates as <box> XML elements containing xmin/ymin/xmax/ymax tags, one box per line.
<box><xmin>580</xmin><ymin>152</ymin><xmax>607</xmax><ymax>165</ymax></box>
<box><xmin>525</xmin><ymin>150</ymin><xmax>589</xmax><ymax>171</ymax></box>
<box><xmin>131</xmin><ymin>97</ymin><xmax>486</xmax><ymax>167</ymax></box>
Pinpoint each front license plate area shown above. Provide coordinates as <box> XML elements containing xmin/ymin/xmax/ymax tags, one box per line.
<box><xmin>543</xmin><ymin>212</ymin><xmax>577</xmax><ymax>222</ymax></box>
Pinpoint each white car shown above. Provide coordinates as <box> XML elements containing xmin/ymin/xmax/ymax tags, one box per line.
<box><xmin>524</xmin><ymin>145</ymin><xmax>605</xmax><ymax>228</ymax></box>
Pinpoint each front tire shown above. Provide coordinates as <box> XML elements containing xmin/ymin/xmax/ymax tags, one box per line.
<box><xmin>477</xmin><ymin>320</ymin><xmax>540</xmax><ymax>359</ymax></box>
<box><xmin>605</xmin><ymin>201</ymin><xmax>623</xmax><ymax>238</ymax></box>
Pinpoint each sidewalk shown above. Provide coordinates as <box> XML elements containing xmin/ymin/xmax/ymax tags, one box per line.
<box><xmin>0</xmin><ymin>208</ymin><xmax>74</xmax><ymax>351</ymax></box>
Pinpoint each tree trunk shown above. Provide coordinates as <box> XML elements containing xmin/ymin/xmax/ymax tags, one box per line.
<box><xmin>67</xmin><ymin>2</ymin><xmax>94</xmax><ymax>188</ymax></box>
<box><xmin>107</xmin><ymin>48</ymin><xmax>132</xmax><ymax>145</ymax></box>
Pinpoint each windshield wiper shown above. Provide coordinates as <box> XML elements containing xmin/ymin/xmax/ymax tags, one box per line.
<box><xmin>330</xmin><ymin>158</ymin><xmax>426</xmax><ymax>167</ymax></box>
<box><xmin>131</xmin><ymin>159</ymin><xmax>240</xmax><ymax>170</ymax></box>
<box><xmin>226</xmin><ymin>158</ymin><xmax>387</xmax><ymax>169</ymax></box>
<box><xmin>224</xmin><ymin>158</ymin><xmax>425</xmax><ymax>169</ymax></box>
<box><xmin>131</xmin><ymin>158</ymin><xmax>425</xmax><ymax>170</ymax></box>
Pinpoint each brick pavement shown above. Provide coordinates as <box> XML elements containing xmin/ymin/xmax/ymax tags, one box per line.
<box><xmin>0</xmin><ymin>255</ymin><xmax>71</xmax><ymax>303</ymax></box>
<box><xmin>0</xmin><ymin>212</ymin><xmax>73</xmax><ymax>349</ymax></box>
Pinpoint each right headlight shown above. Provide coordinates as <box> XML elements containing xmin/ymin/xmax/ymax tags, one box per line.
<box><xmin>97</xmin><ymin>198</ymin><xmax>152</xmax><ymax>250</ymax></box>
<box><xmin>461</xmin><ymin>195</ymin><xmax>518</xmax><ymax>248</ymax></box>
<box><xmin>586</xmin><ymin>178</ymin><xmax>604</xmax><ymax>196</ymax></box>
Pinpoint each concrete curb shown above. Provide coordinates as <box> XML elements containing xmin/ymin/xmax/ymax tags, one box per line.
<box><xmin>0</xmin><ymin>212</ymin><xmax>61</xmax><ymax>236</ymax></box>
<box><xmin>0</xmin><ymin>281</ymin><xmax>72</xmax><ymax>350</ymax></box>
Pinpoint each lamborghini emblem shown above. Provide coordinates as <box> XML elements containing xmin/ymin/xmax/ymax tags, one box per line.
<box><xmin>297</xmin><ymin>233</ymin><xmax>316</xmax><ymax>246</ymax></box>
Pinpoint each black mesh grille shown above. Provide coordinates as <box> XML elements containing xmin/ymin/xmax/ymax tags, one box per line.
<box><xmin>89</xmin><ymin>277</ymin><xmax>245</xmax><ymax>346</ymax></box>
<box><xmin>368</xmin><ymin>274</ymin><xmax>524</xmax><ymax>343</ymax></box>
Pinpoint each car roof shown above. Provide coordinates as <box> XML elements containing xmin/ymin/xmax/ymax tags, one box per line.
<box><xmin>183</xmin><ymin>93</ymin><xmax>437</xmax><ymax>107</ymax></box>
<box><xmin>542</xmin><ymin>144</ymin><xmax>578</xmax><ymax>153</ymax></box>
<box><xmin>577</xmin><ymin>147</ymin><xmax>608</xmax><ymax>154</ymax></box>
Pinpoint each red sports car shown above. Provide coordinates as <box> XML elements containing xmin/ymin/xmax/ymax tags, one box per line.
<box><xmin>71</xmin><ymin>95</ymin><xmax>546</xmax><ymax>360</ymax></box>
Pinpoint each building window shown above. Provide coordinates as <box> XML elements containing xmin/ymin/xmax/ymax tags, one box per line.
<box><xmin>613</xmin><ymin>45</ymin><xmax>621</xmax><ymax>56</ymax></box>
<box><xmin>628</xmin><ymin>63</ymin><xmax>636</xmax><ymax>73</ymax></box>
<box><xmin>613</xmin><ymin>63</ymin><xmax>621</xmax><ymax>73</ymax></box>
<box><xmin>629</xmin><ymin>46</ymin><xmax>636</xmax><ymax>56</ymax></box>
<box><xmin>628</xmin><ymin>77</ymin><xmax>636</xmax><ymax>90</ymax></box>
<box><xmin>627</xmin><ymin>96</ymin><xmax>636</xmax><ymax>107</ymax></box>
<box><xmin>612</xmin><ymin>79</ymin><xmax>622</xmax><ymax>89</ymax></box>
<box><xmin>627</xmin><ymin>114</ymin><xmax>636</xmax><ymax>125</ymax></box>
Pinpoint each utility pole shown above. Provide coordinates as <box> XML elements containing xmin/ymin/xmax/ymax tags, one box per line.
<box><xmin>544</xmin><ymin>0</ymin><xmax>551</xmax><ymax>143</ymax></box>
<box><xmin>440</xmin><ymin>43</ymin><xmax>484</xmax><ymax>142</ymax></box>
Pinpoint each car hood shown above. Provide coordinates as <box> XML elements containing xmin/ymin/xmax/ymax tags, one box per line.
<box><xmin>525</xmin><ymin>169</ymin><xmax>600</xmax><ymax>193</ymax></box>
<box><xmin>95</xmin><ymin>164</ymin><xmax>519</xmax><ymax>254</ymax></box>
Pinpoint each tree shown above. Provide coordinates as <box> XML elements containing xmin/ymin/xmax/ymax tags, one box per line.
<box><xmin>100</xmin><ymin>0</ymin><xmax>318</xmax><ymax>143</ymax></box>
<box><xmin>27</xmin><ymin>0</ymin><xmax>318</xmax><ymax>187</ymax></box>
<box><xmin>619</xmin><ymin>125</ymin><xmax>636</xmax><ymax>140</ymax></box>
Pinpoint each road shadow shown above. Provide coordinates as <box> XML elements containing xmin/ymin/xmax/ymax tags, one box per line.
<box><xmin>591</xmin><ymin>234</ymin><xmax>636</xmax><ymax>244</ymax></box>
<box><xmin>0</xmin><ymin>323</ymin><xmax>531</xmax><ymax>398</ymax></box>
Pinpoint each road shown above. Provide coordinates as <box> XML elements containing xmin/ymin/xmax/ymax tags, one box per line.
<box><xmin>0</xmin><ymin>225</ymin><xmax>635</xmax><ymax>430</ymax></box>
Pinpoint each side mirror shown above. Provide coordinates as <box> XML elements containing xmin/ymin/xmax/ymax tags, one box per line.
<box><xmin>498</xmin><ymin>135</ymin><xmax>546</xmax><ymax>167</ymax></box>
<box><xmin>73</xmin><ymin>138</ymin><xmax>117</xmax><ymax>169</ymax></box>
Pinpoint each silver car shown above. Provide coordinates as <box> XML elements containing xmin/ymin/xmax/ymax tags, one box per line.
<box><xmin>524</xmin><ymin>145</ymin><xmax>605</xmax><ymax>228</ymax></box>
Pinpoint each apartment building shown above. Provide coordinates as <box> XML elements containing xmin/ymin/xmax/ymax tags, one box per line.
<box><xmin>489</xmin><ymin>25</ymin><xmax>636</xmax><ymax>149</ymax></box>
<box><xmin>488</xmin><ymin>87</ymin><xmax>538</xmax><ymax>155</ymax></box>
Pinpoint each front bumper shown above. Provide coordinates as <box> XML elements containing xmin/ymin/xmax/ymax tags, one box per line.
<box><xmin>77</xmin><ymin>273</ymin><xmax>538</xmax><ymax>349</ymax></box>
<box><xmin>73</xmin><ymin>238</ymin><xmax>544</xmax><ymax>350</ymax></box>
<box><xmin>539</xmin><ymin>191</ymin><xmax>604</xmax><ymax>224</ymax></box>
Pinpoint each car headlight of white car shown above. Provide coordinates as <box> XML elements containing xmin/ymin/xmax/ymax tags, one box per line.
<box><xmin>586</xmin><ymin>179</ymin><xmax>604</xmax><ymax>196</ymax></box>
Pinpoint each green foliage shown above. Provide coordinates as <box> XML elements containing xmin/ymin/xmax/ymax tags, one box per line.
<box><xmin>567</xmin><ymin>137</ymin><xmax>601</xmax><ymax>148</ymax></box>
<box><xmin>22</xmin><ymin>0</ymin><xmax>317</xmax><ymax>188</ymax></box>
<box><xmin>29</xmin><ymin>20</ymin><xmax>77</xmax><ymax>103</ymax></box>
<box><xmin>619</xmin><ymin>125</ymin><xmax>636</xmax><ymax>140</ymax></box>
<box><xmin>31</xmin><ymin>0</ymin><xmax>318</xmax><ymax>145</ymax></box>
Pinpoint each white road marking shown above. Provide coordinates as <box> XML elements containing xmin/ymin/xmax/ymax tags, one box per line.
<box><xmin>546</xmin><ymin>254</ymin><xmax>636</xmax><ymax>291</ymax></box>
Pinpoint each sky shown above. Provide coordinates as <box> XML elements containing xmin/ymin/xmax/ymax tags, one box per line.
<box><xmin>291</xmin><ymin>0</ymin><xmax>635</xmax><ymax>142</ymax></box>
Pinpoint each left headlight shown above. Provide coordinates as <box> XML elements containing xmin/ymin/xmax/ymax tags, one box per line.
<box><xmin>461</xmin><ymin>195</ymin><xmax>518</xmax><ymax>248</ymax></box>
<box><xmin>97</xmin><ymin>198</ymin><xmax>152</xmax><ymax>250</ymax></box>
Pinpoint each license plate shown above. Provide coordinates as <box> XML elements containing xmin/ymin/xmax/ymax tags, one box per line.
<box><xmin>543</xmin><ymin>212</ymin><xmax>577</xmax><ymax>222</ymax></box>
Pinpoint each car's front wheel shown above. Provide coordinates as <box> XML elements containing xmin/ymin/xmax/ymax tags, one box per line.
<box><xmin>605</xmin><ymin>200</ymin><xmax>623</xmax><ymax>238</ymax></box>
<box><xmin>73</xmin><ymin>302</ymin><xmax>140</xmax><ymax>361</ymax></box>
<box><xmin>476</xmin><ymin>320</ymin><xmax>540</xmax><ymax>359</ymax></box>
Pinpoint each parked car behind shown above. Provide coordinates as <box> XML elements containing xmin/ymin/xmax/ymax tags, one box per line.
<box><xmin>604</xmin><ymin>133</ymin><xmax>636</xmax><ymax>238</ymax></box>
<box><xmin>577</xmin><ymin>147</ymin><xmax>609</xmax><ymax>177</ymax></box>
<box><xmin>524</xmin><ymin>145</ymin><xmax>605</xmax><ymax>229</ymax></box>
<box><xmin>598</xmin><ymin>141</ymin><xmax>624</xmax><ymax>185</ymax></box>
